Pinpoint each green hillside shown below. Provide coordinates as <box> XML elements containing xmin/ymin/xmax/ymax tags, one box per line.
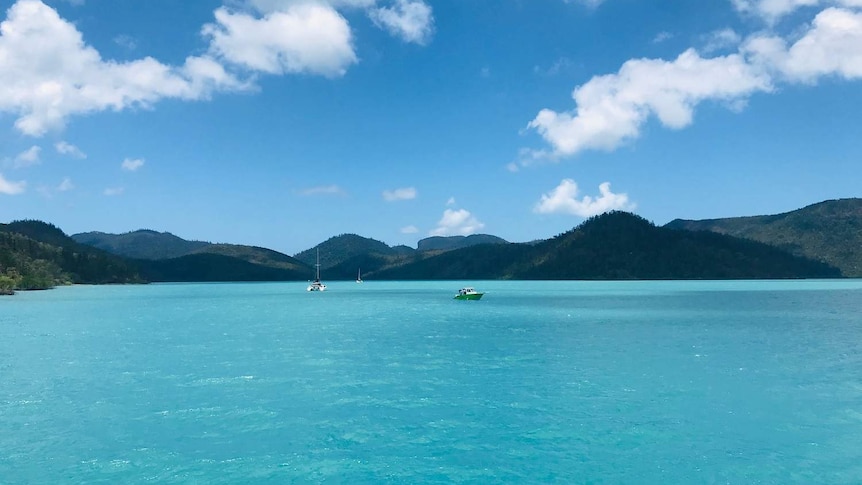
<box><xmin>373</xmin><ymin>212</ymin><xmax>840</xmax><ymax>280</ymax></box>
<box><xmin>665</xmin><ymin>198</ymin><xmax>862</xmax><ymax>277</ymax></box>
<box><xmin>417</xmin><ymin>234</ymin><xmax>508</xmax><ymax>252</ymax></box>
<box><xmin>1</xmin><ymin>220</ymin><xmax>143</xmax><ymax>293</ymax></box>
<box><xmin>72</xmin><ymin>229</ymin><xmax>210</xmax><ymax>260</ymax></box>
<box><xmin>137</xmin><ymin>253</ymin><xmax>309</xmax><ymax>282</ymax></box>
<box><xmin>295</xmin><ymin>234</ymin><xmax>410</xmax><ymax>270</ymax></box>
<box><xmin>192</xmin><ymin>244</ymin><xmax>309</xmax><ymax>272</ymax></box>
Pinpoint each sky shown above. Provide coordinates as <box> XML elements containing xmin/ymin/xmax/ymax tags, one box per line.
<box><xmin>1</xmin><ymin>0</ymin><xmax>861</xmax><ymax>255</ymax></box>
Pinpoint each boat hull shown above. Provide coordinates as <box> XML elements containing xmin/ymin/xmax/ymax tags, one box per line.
<box><xmin>454</xmin><ymin>293</ymin><xmax>483</xmax><ymax>300</ymax></box>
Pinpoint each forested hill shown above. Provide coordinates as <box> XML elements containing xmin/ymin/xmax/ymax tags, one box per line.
<box><xmin>372</xmin><ymin>212</ymin><xmax>840</xmax><ymax>280</ymax></box>
<box><xmin>665</xmin><ymin>198</ymin><xmax>862</xmax><ymax>277</ymax></box>
<box><xmin>416</xmin><ymin>234</ymin><xmax>508</xmax><ymax>252</ymax></box>
<box><xmin>294</xmin><ymin>234</ymin><xmax>411</xmax><ymax>270</ymax></box>
<box><xmin>72</xmin><ymin>229</ymin><xmax>209</xmax><ymax>260</ymax></box>
<box><xmin>1</xmin><ymin>220</ymin><xmax>143</xmax><ymax>293</ymax></box>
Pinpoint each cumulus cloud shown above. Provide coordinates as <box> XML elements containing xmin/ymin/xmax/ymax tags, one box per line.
<box><xmin>55</xmin><ymin>141</ymin><xmax>86</xmax><ymax>158</ymax></box>
<box><xmin>0</xmin><ymin>0</ymin><xmax>246</xmax><ymax>137</ymax></box>
<box><xmin>731</xmin><ymin>0</ymin><xmax>862</xmax><ymax>21</ymax></box>
<box><xmin>534</xmin><ymin>180</ymin><xmax>635</xmax><ymax>217</ymax></box>
<box><xmin>13</xmin><ymin>145</ymin><xmax>41</xmax><ymax>168</ymax></box>
<box><xmin>527</xmin><ymin>49</ymin><xmax>772</xmax><ymax>159</ymax></box>
<box><xmin>744</xmin><ymin>7</ymin><xmax>862</xmax><ymax>83</ymax></box>
<box><xmin>0</xmin><ymin>0</ymin><xmax>436</xmax><ymax>137</ymax></box>
<box><xmin>430</xmin><ymin>208</ymin><xmax>485</xmax><ymax>236</ymax></box>
<box><xmin>298</xmin><ymin>184</ymin><xmax>346</xmax><ymax>196</ymax></box>
<box><xmin>202</xmin><ymin>3</ymin><xmax>358</xmax><ymax>77</ymax></box>
<box><xmin>0</xmin><ymin>173</ymin><xmax>26</xmax><ymax>194</ymax></box>
<box><xmin>400</xmin><ymin>224</ymin><xmax>419</xmax><ymax>234</ymax></box>
<box><xmin>382</xmin><ymin>186</ymin><xmax>417</xmax><ymax>201</ymax></box>
<box><xmin>121</xmin><ymin>157</ymin><xmax>145</xmax><ymax>171</ymax></box>
<box><xmin>369</xmin><ymin>0</ymin><xmax>434</xmax><ymax>45</ymax></box>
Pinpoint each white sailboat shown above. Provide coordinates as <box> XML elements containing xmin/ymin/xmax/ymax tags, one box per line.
<box><xmin>306</xmin><ymin>249</ymin><xmax>326</xmax><ymax>292</ymax></box>
<box><xmin>356</xmin><ymin>268</ymin><xmax>363</xmax><ymax>283</ymax></box>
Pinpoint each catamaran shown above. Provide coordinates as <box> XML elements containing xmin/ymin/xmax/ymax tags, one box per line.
<box><xmin>307</xmin><ymin>249</ymin><xmax>326</xmax><ymax>292</ymax></box>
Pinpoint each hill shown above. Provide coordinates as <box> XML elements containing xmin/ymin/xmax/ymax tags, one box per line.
<box><xmin>665</xmin><ymin>198</ymin><xmax>862</xmax><ymax>277</ymax></box>
<box><xmin>72</xmin><ymin>229</ymin><xmax>210</xmax><ymax>260</ymax></box>
<box><xmin>1</xmin><ymin>220</ymin><xmax>144</xmax><ymax>292</ymax></box>
<box><xmin>417</xmin><ymin>234</ymin><xmax>508</xmax><ymax>252</ymax></box>
<box><xmin>191</xmin><ymin>244</ymin><xmax>308</xmax><ymax>273</ymax></box>
<box><xmin>137</xmin><ymin>253</ymin><xmax>309</xmax><ymax>282</ymax></box>
<box><xmin>294</xmin><ymin>234</ymin><xmax>413</xmax><ymax>270</ymax></box>
<box><xmin>373</xmin><ymin>212</ymin><xmax>840</xmax><ymax>280</ymax></box>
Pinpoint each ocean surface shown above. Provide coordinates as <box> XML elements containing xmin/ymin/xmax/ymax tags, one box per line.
<box><xmin>2</xmin><ymin>280</ymin><xmax>862</xmax><ymax>484</ymax></box>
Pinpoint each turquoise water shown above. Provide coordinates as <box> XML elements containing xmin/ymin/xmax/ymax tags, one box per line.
<box><xmin>2</xmin><ymin>280</ymin><xmax>862</xmax><ymax>484</ymax></box>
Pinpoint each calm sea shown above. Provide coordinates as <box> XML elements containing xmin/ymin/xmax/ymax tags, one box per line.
<box><xmin>2</xmin><ymin>280</ymin><xmax>862</xmax><ymax>484</ymax></box>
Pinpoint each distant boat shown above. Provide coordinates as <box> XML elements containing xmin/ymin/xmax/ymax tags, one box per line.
<box><xmin>356</xmin><ymin>268</ymin><xmax>363</xmax><ymax>284</ymax></box>
<box><xmin>454</xmin><ymin>287</ymin><xmax>483</xmax><ymax>300</ymax></box>
<box><xmin>307</xmin><ymin>249</ymin><xmax>326</xmax><ymax>292</ymax></box>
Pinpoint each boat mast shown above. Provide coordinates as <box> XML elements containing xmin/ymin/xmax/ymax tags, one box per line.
<box><xmin>315</xmin><ymin>248</ymin><xmax>321</xmax><ymax>281</ymax></box>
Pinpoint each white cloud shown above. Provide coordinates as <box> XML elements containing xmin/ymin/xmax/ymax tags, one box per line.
<box><xmin>526</xmin><ymin>48</ymin><xmax>772</xmax><ymax>159</ymax></box>
<box><xmin>57</xmin><ymin>176</ymin><xmax>73</xmax><ymax>191</ymax></box>
<box><xmin>13</xmin><ymin>145</ymin><xmax>41</xmax><ymax>168</ymax></box>
<box><xmin>534</xmin><ymin>180</ymin><xmax>635</xmax><ymax>217</ymax></box>
<box><xmin>55</xmin><ymin>140</ymin><xmax>86</xmax><ymax>158</ymax></box>
<box><xmin>430</xmin><ymin>208</ymin><xmax>485</xmax><ymax>236</ymax></box>
<box><xmin>203</xmin><ymin>3</ymin><xmax>358</xmax><ymax>77</ymax></box>
<box><xmin>744</xmin><ymin>7</ymin><xmax>862</xmax><ymax>82</ymax></box>
<box><xmin>0</xmin><ymin>173</ymin><xmax>26</xmax><ymax>194</ymax></box>
<box><xmin>369</xmin><ymin>0</ymin><xmax>434</xmax><ymax>45</ymax></box>
<box><xmin>113</xmin><ymin>34</ymin><xmax>137</xmax><ymax>51</ymax></box>
<box><xmin>446</xmin><ymin>197</ymin><xmax>456</xmax><ymax>206</ymax></box>
<box><xmin>104</xmin><ymin>186</ymin><xmax>124</xmax><ymax>196</ymax></box>
<box><xmin>299</xmin><ymin>184</ymin><xmax>346</xmax><ymax>196</ymax></box>
<box><xmin>400</xmin><ymin>224</ymin><xmax>419</xmax><ymax>234</ymax></box>
<box><xmin>653</xmin><ymin>31</ymin><xmax>673</xmax><ymax>44</ymax></box>
<box><xmin>732</xmin><ymin>0</ymin><xmax>862</xmax><ymax>22</ymax></box>
<box><xmin>732</xmin><ymin>0</ymin><xmax>819</xmax><ymax>21</ymax></box>
<box><xmin>703</xmin><ymin>28</ymin><xmax>742</xmax><ymax>53</ymax></box>
<box><xmin>0</xmin><ymin>0</ymin><xmax>247</xmax><ymax>137</ymax></box>
<box><xmin>382</xmin><ymin>186</ymin><xmax>417</xmax><ymax>201</ymax></box>
<box><xmin>121</xmin><ymin>157</ymin><xmax>145</xmax><ymax>171</ymax></box>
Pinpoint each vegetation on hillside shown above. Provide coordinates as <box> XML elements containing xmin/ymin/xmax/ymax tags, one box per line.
<box><xmin>7</xmin><ymin>199</ymin><xmax>855</xmax><ymax>291</ymax></box>
<box><xmin>416</xmin><ymin>234</ymin><xmax>508</xmax><ymax>252</ymax></box>
<box><xmin>294</xmin><ymin>234</ymin><xmax>411</xmax><ymax>269</ymax></box>
<box><xmin>373</xmin><ymin>212</ymin><xmax>840</xmax><ymax>280</ymax></box>
<box><xmin>136</xmin><ymin>253</ymin><xmax>309</xmax><ymax>282</ymax></box>
<box><xmin>665</xmin><ymin>198</ymin><xmax>862</xmax><ymax>276</ymax></box>
<box><xmin>191</xmin><ymin>244</ymin><xmax>308</xmax><ymax>272</ymax></box>
<box><xmin>1</xmin><ymin>221</ymin><xmax>143</xmax><ymax>293</ymax></box>
<box><xmin>72</xmin><ymin>229</ymin><xmax>210</xmax><ymax>260</ymax></box>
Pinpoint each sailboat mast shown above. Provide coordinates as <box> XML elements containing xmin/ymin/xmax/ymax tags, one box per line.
<box><xmin>315</xmin><ymin>248</ymin><xmax>321</xmax><ymax>280</ymax></box>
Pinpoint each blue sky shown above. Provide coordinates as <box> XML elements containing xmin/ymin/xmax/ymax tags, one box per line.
<box><xmin>1</xmin><ymin>0</ymin><xmax>861</xmax><ymax>254</ymax></box>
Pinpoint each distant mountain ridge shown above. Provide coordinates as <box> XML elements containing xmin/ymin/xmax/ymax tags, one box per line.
<box><xmin>72</xmin><ymin>230</ymin><xmax>209</xmax><ymax>260</ymax></box>
<box><xmin>1</xmin><ymin>220</ymin><xmax>143</xmax><ymax>292</ymax></box>
<box><xmin>417</xmin><ymin>234</ymin><xmax>508</xmax><ymax>252</ymax></box>
<box><xmin>5</xmin><ymin>197</ymin><xmax>856</xmax><ymax>293</ymax></box>
<box><xmin>665</xmin><ymin>198</ymin><xmax>862</xmax><ymax>277</ymax></box>
<box><xmin>294</xmin><ymin>234</ymin><xmax>413</xmax><ymax>271</ymax></box>
<box><xmin>372</xmin><ymin>212</ymin><xmax>839</xmax><ymax>280</ymax></box>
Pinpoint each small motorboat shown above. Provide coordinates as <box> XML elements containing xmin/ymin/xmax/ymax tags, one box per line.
<box><xmin>454</xmin><ymin>287</ymin><xmax>484</xmax><ymax>300</ymax></box>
